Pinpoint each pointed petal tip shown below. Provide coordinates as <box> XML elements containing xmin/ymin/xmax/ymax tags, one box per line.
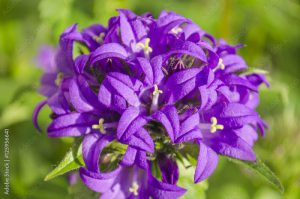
<box><xmin>33</xmin><ymin>100</ymin><xmax>47</xmax><ymax>133</ymax></box>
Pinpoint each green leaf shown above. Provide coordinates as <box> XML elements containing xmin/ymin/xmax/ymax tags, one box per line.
<box><xmin>177</xmin><ymin>160</ymin><xmax>208</xmax><ymax>199</ymax></box>
<box><xmin>226</xmin><ymin>157</ymin><xmax>284</xmax><ymax>193</ymax></box>
<box><xmin>44</xmin><ymin>139</ymin><xmax>84</xmax><ymax>181</ymax></box>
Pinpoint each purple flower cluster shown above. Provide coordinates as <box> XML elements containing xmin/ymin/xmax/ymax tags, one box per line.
<box><xmin>34</xmin><ymin>9</ymin><xmax>269</xmax><ymax>199</ymax></box>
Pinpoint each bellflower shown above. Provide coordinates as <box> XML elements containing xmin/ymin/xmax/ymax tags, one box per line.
<box><xmin>34</xmin><ymin>9</ymin><xmax>269</xmax><ymax>198</ymax></box>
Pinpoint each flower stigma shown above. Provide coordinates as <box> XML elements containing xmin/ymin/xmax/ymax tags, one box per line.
<box><xmin>92</xmin><ymin>118</ymin><xmax>106</xmax><ymax>134</ymax></box>
<box><xmin>171</xmin><ymin>27</ymin><xmax>183</xmax><ymax>34</ymax></box>
<box><xmin>129</xmin><ymin>181</ymin><xmax>139</xmax><ymax>196</ymax></box>
<box><xmin>210</xmin><ymin>117</ymin><xmax>224</xmax><ymax>133</ymax></box>
<box><xmin>136</xmin><ymin>38</ymin><xmax>152</xmax><ymax>58</ymax></box>
<box><xmin>213</xmin><ymin>58</ymin><xmax>225</xmax><ymax>72</ymax></box>
<box><xmin>55</xmin><ymin>72</ymin><xmax>64</xmax><ymax>86</ymax></box>
<box><xmin>93</xmin><ymin>32</ymin><xmax>105</xmax><ymax>43</ymax></box>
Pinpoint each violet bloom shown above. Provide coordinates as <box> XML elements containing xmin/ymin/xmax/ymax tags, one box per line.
<box><xmin>79</xmin><ymin>133</ymin><xmax>185</xmax><ymax>198</ymax></box>
<box><xmin>34</xmin><ymin>9</ymin><xmax>268</xmax><ymax>198</ymax></box>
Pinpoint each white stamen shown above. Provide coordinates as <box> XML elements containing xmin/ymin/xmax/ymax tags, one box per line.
<box><xmin>151</xmin><ymin>84</ymin><xmax>163</xmax><ymax>112</ymax></box>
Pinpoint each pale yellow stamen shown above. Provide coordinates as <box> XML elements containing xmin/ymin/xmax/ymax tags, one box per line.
<box><xmin>210</xmin><ymin>117</ymin><xmax>224</xmax><ymax>133</ymax></box>
<box><xmin>129</xmin><ymin>182</ymin><xmax>139</xmax><ymax>196</ymax></box>
<box><xmin>92</xmin><ymin>118</ymin><xmax>106</xmax><ymax>134</ymax></box>
<box><xmin>93</xmin><ymin>32</ymin><xmax>105</xmax><ymax>43</ymax></box>
<box><xmin>152</xmin><ymin>84</ymin><xmax>163</xmax><ymax>96</ymax></box>
<box><xmin>171</xmin><ymin>27</ymin><xmax>183</xmax><ymax>34</ymax></box>
<box><xmin>136</xmin><ymin>38</ymin><xmax>153</xmax><ymax>55</ymax></box>
<box><xmin>55</xmin><ymin>72</ymin><xmax>63</xmax><ymax>86</ymax></box>
<box><xmin>218</xmin><ymin>58</ymin><xmax>225</xmax><ymax>70</ymax></box>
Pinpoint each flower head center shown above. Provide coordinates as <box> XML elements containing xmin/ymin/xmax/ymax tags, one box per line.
<box><xmin>92</xmin><ymin>118</ymin><xmax>106</xmax><ymax>134</ymax></box>
<box><xmin>210</xmin><ymin>117</ymin><xmax>224</xmax><ymax>133</ymax></box>
<box><xmin>136</xmin><ymin>38</ymin><xmax>153</xmax><ymax>56</ymax></box>
<box><xmin>129</xmin><ymin>181</ymin><xmax>139</xmax><ymax>196</ymax></box>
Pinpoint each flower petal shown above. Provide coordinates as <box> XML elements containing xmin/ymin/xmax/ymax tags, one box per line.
<box><xmin>176</xmin><ymin>112</ymin><xmax>201</xmax><ymax>143</ymax></box>
<box><xmin>167</xmin><ymin>40</ymin><xmax>207</xmax><ymax>62</ymax></box>
<box><xmin>152</xmin><ymin>105</ymin><xmax>180</xmax><ymax>142</ymax></box>
<box><xmin>164</xmin><ymin>68</ymin><xmax>208</xmax><ymax>104</ymax></box>
<box><xmin>82</xmin><ymin>134</ymin><xmax>114</xmax><ymax>172</ymax></box>
<box><xmin>69</xmin><ymin>75</ymin><xmax>101</xmax><ymax>113</ymax></box>
<box><xmin>117</xmin><ymin>107</ymin><xmax>147</xmax><ymax>140</ymax></box>
<box><xmin>122</xmin><ymin>128</ymin><xmax>154</xmax><ymax>153</ymax></box>
<box><xmin>205</xmin><ymin>131</ymin><xmax>256</xmax><ymax>161</ymax></box>
<box><xmin>194</xmin><ymin>142</ymin><xmax>219</xmax><ymax>183</ymax></box>
<box><xmin>47</xmin><ymin>91</ymin><xmax>70</xmax><ymax>115</ymax></box>
<box><xmin>32</xmin><ymin>100</ymin><xmax>47</xmax><ymax>132</ymax></box>
<box><xmin>99</xmin><ymin>72</ymin><xmax>142</xmax><ymax>112</ymax></box>
<box><xmin>148</xmin><ymin>174</ymin><xmax>186</xmax><ymax>199</ymax></box>
<box><xmin>136</xmin><ymin>56</ymin><xmax>164</xmax><ymax>86</ymax></box>
<box><xmin>91</xmin><ymin>43</ymin><xmax>129</xmax><ymax>64</ymax></box>
<box><xmin>79</xmin><ymin>167</ymin><xmax>121</xmax><ymax>193</ymax></box>
<box><xmin>47</xmin><ymin>113</ymin><xmax>97</xmax><ymax>137</ymax></box>
<box><xmin>158</xmin><ymin>155</ymin><xmax>179</xmax><ymax>185</ymax></box>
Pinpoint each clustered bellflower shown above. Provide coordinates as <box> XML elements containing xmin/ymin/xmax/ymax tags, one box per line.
<box><xmin>34</xmin><ymin>9</ymin><xmax>269</xmax><ymax>199</ymax></box>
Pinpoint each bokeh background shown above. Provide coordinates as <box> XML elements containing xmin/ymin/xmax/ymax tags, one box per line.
<box><xmin>0</xmin><ymin>0</ymin><xmax>300</xmax><ymax>198</ymax></box>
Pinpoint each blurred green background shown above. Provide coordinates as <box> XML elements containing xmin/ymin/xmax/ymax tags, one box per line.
<box><xmin>0</xmin><ymin>0</ymin><xmax>300</xmax><ymax>198</ymax></box>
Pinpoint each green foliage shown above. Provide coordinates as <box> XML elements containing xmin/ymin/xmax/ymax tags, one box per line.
<box><xmin>178</xmin><ymin>161</ymin><xmax>208</xmax><ymax>199</ymax></box>
<box><xmin>44</xmin><ymin>139</ymin><xmax>84</xmax><ymax>181</ymax></box>
<box><xmin>226</xmin><ymin>157</ymin><xmax>284</xmax><ymax>193</ymax></box>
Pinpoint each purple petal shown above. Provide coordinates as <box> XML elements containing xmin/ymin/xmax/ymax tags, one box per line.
<box><xmin>205</xmin><ymin>132</ymin><xmax>256</xmax><ymax>161</ymax></box>
<box><xmin>47</xmin><ymin>113</ymin><xmax>97</xmax><ymax>137</ymax></box>
<box><xmin>207</xmin><ymin>103</ymin><xmax>260</xmax><ymax>129</ymax></box>
<box><xmin>148</xmin><ymin>174</ymin><xmax>186</xmax><ymax>199</ymax></box>
<box><xmin>167</xmin><ymin>40</ymin><xmax>207</xmax><ymax>62</ymax></box>
<box><xmin>74</xmin><ymin>54</ymin><xmax>90</xmax><ymax>74</ymax></box>
<box><xmin>234</xmin><ymin>125</ymin><xmax>258</xmax><ymax>147</ymax></box>
<box><xmin>176</xmin><ymin>112</ymin><xmax>202</xmax><ymax>143</ymax></box>
<box><xmin>32</xmin><ymin>100</ymin><xmax>47</xmax><ymax>132</ymax></box>
<box><xmin>121</xmin><ymin>147</ymin><xmax>138</xmax><ymax>167</ymax></box>
<box><xmin>91</xmin><ymin>43</ymin><xmax>129</xmax><ymax>64</ymax></box>
<box><xmin>222</xmin><ymin>74</ymin><xmax>258</xmax><ymax>91</ymax></box>
<box><xmin>222</xmin><ymin>54</ymin><xmax>248</xmax><ymax>73</ymax></box>
<box><xmin>194</xmin><ymin>142</ymin><xmax>219</xmax><ymax>183</ymax></box>
<box><xmin>56</xmin><ymin>24</ymin><xmax>83</xmax><ymax>75</ymax></box>
<box><xmin>122</xmin><ymin>128</ymin><xmax>154</xmax><ymax>153</ymax></box>
<box><xmin>158</xmin><ymin>155</ymin><xmax>179</xmax><ymax>185</ymax></box>
<box><xmin>82</xmin><ymin>24</ymin><xmax>106</xmax><ymax>51</ymax></box>
<box><xmin>117</xmin><ymin>107</ymin><xmax>147</xmax><ymax>140</ymax></box>
<box><xmin>69</xmin><ymin>75</ymin><xmax>101</xmax><ymax>113</ymax></box>
<box><xmin>136</xmin><ymin>56</ymin><xmax>164</xmax><ymax>86</ymax></box>
<box><xmin>39</xmin><ymin>73</ymin><xmax>58</xmax><ymax>97</ymax></box>
<box><xmin>79</xmin><ymin>167</ymin><xmax>121</xmax><ymax>193</ymax></box>
<box><xmin>47</xmin><ymin>91</ymin><xmax>70</xmax><ymax>115</ymax></box>
<box><xmin>152</xmin><ymin>105</ymin><xmax>179</xmax><ymax>142</ymax></box>
<box><xmin>165</xmin><ymin>68</ymin><xmax>208</xmax><ymax>103</ymax></box>
<box><xmin>82</xmin><ymin>134</ymin><xmax>114</xmax><ymax>172</ymax></box>
<box><xmin>99</xmin><ymin>72</ymin><xmax>142</xmax><ymax>111</ymax></box>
